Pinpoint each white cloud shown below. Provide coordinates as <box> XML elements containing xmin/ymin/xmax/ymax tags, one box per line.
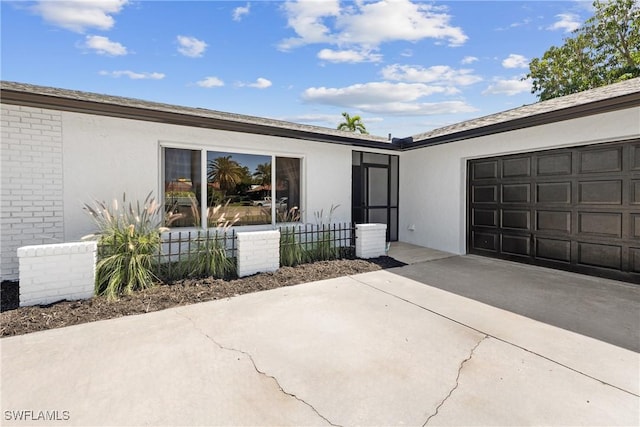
<box><xmin>197</xmin><ymin>76</ymin><xmax>225</xmax><ymax>88</ymax></box>
<box><xmin>502</xmin><ymin>54</ymin><xmax>528</xmax><ymax>69</ymax></box>
<box><xmin>279</xmin><ymin>0</ymin><xmax>467</xmax><ymax>50</ymax></box>
<box><xmin>461</xmin><ymin>56</ymin><xmax>478</xmax><ymax>64</ymax></box>
<box><xmin>483</xmin><ymin>78</ymin><xmax>532</xmax><ymax>96</ymax></box>
<box><xmin>177</xmin><ymin>35</ymin><xmax>207</xmax><ymax>58</ymax></box>
<box><xmin>99</xmin><ymin>70</ymin><xmax>164</xmax><ymax>80</ymax></box>
<box><xmin>359</xmin><ymin>100</ymin><xmax>477</xmax><ymax>116</ymax></box>
<box><xmin>233</xmin><ymin>3</ymin><xmax>250</xmax><ymax>21</ymax></box>
<box><xmin>84</xmin><ymin>35</ymin><xmax>127</xmax><ymax>56</ymax></box>
<box><xmin>301</xmin><ymin>81</ymin><xmax>478</xmax><ymax>116</ymax></box>
<box><xmin>237</xmin><ymin>77</ymin><xmax>272</xmax><ymax>89</ymax></box>
<box><xmin>279</xmin><ymin>0</ymin><xmax>340</xmax><ymax>50</ymax></box>
<box><xmin>303</xmin><ymin>82</ymin><xmax>449</xmax><ymax>107</ymax></box>
<box><xmin>381</xmin><ymin>64</ymin><xmax>482</xmax><ymax>86</ymax></box>
<box><xmin>31</xmin><ymin>0</ymin><xmax>128</xmax><ymax>32</ymax></box>
<box><xmin>548</xmin><ymin>13</ymin><xmax>581</xmax><ymax>33</ymax></box>
<box><xmin>317</xmin><ymin>48</ymin><xmax>382</xmax><ymax>63</ymax></box>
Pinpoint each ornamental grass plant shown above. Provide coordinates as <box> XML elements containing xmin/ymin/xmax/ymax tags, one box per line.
<box><xmin>83</xmin><ymin>192</ymin><xmax>180</xmax><ymax>300</ymax></box>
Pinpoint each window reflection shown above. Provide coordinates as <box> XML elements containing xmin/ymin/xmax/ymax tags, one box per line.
<box><xmin>207</xmin><ymin>151</ymin><xmax>271</xmax><ymax>226</ymax></box>
<box><xmin>164</xmin><ymin>147</ymin><xmax>301</xmax><ymax>227</ymax></box>
<box><xmin>164</xmin><ymin>148</ymin><xmax>201</xmax><ymax>227</ymax></box>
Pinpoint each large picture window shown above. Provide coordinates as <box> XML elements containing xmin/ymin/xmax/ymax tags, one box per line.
<box><xmin>164</xmin><ymin>147</ymin><xmax>301</xmax><ymax>227</ymax></box>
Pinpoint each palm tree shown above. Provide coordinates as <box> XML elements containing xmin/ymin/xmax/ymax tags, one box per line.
<box><xmin>253</xmin><ymin>162</ymin><xmax>272</xmax><ymax>186</ymax></box>
<box><xmin>337</xmin><ymin>112</ymin><xmax>368</xmax><ymax>134</ymax></box>
<box><xmin>207</xmin><ymin>156</ymin><xmax>244</xmax><ymax>197</ymax></box>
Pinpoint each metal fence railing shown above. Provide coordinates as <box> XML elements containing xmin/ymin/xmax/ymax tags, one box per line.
<box><xmin>96</xmin><ymin>223</ymin><xmax>356</xmax><ymax>280</ymax></box>
<box><xmin>158</xmin><ymin>229</ymin><xmax>237</xmax><ymax>280</ymax></box>
<box><xmin>278</xmin><ymin>222</ymin><xmax>356</xmax><ymax>265</ymax></box>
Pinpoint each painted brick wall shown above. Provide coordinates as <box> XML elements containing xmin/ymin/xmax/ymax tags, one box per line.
<box><xmin>18</xmin><ymin>241</ymin><xmax>96</xmax><ymax>306</ymax></box>
<box><xmin>1</xmin><ymin>104</ymin><xmax>64</xmax><ymax>281</ymax></box>
<box><xmin>236</xmin><ymin>230</ymin><xmax>280</xmax><ymax>277</ymax></box>
<box><xmin>356</xmin><ymin>223</ymin><xmax>387</xmax><ymax>259</ymax></box>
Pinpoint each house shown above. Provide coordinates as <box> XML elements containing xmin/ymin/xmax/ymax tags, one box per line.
<box><xmin>1</xmin><ymin>78</ymin><xmax>639</xmax><ymax>283</ymax></box>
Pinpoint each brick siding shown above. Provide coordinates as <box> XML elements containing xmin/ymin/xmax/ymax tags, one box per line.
<box><xmin>1</xmin><ymin>104</ymin><xmax>64</xmax><ymax>280</ymax></box>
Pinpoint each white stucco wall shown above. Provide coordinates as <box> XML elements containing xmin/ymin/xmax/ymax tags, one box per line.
<box><xmin>61</xmin><ymin>111</ymin><xmax>354</xmax><ymax>242</ymax></box>
<box><xmin>398</xmin><ymin>106</ymin><xmax>640</xmax><ymax>254</ymax></box>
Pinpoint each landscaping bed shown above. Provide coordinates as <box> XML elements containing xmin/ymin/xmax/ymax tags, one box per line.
<box><xmin>0</xmin><ymin>257</ymin><xmax>404</xmax><ymax>338</ymax></box>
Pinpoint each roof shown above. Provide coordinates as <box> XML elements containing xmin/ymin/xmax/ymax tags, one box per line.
<box><xmin>406</xmin><ymin>77</ymin><xmax>640</xmax><ymax>150</ymax></box>
<box><xmin>0</xmin><ymin>81</ymin><xmax>391</xmax><ymax>149</ymax></box>
<box><xmin>2</xmin><ymin>78</ymin><xmax>639</xmax><ymax>151</ymax></box>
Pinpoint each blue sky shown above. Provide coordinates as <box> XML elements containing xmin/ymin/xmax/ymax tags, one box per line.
<box><xmin>1</xmin><ymin>0</ymin><xmax>595</xmax><ymax>137</ymax></box>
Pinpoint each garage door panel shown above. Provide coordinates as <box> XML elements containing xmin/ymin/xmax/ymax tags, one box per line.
<box><xmin>537</xmin><ymin>182</ymin><xmax>571</xmax><ymax>203</ymax></box>
<box><xmin>578</xmin><ymin>212</ymin><xmax>622</xmax><ymax>238</ymax></box>
<box><xmin>536</xmin><ymin>210</ymin><xmax>571</xmax><ymax>233</ymax></box>
<box><xmin>502</xmin><ymin>210</ymin><xmax>530</xmax><ymax>229</ymax></box>
<box><xmin>630</xmin><ymin>248</ymin><xmax>640</xmax><ymax>273</ymax></box>
<box><xmin>473</xmin><ymin>185</ymin><xmax>497</xmax><ymax>203</ymax></box>
<box><xmin>501</xmin><ymin>235</ymin><xmax>530</xmax><ymax>256</ymax></box>
<box><xmin>632</xmin><ymin>144</ymin><xmax>640</xmax><ymax>170</ymax></box>
<box><xmin>502</xmin><ymin>184</ymin><xmax>530</xmax><ymax>203</ymax></box>
<box><xmin>472</xmin><ymin>161</ymin><xmax>498</xmax><ymax>180</ymax></box>
<box><xmin>537</xmin><ymin>153</ymin><xmax>572</xmax><ymax>175</ymax></box>
<box><xmin>472</xmin><ymin>232</ymin><xmax>497</xmax><ymax>252</ymax></box>
<box><xmin>468</xmin><ymin>140</ymin><xmax>639</xmax><ymax>283</ymax></box>
<box><xmin>633</xmin><ymin>215</ymin><xmax>640</xmax><ymax>239</ymax></box>
<box><xmin>578</xmin><ymin>180</ymin><xmax>622</xmax><ymax>204</ymax></box>
<box><xmin>536</xmin><ymin>238</ymin><xmax>571</xmax><ymax>262</ymax></box>
<box><xmin>503</xmin><ymin>157</ymin><xmax>531</xmax><ymax>177</ymax></box>
<box><xmin>577</xmin><ymin>242</ymin><xmax>622</xmax><ymax>270</ymax></box>
<box><xmin>472</xmin><ymin>209</ymin><xmax>497</xmax><ymax>227</ymax></box>
<box><xmin>631</xmin><ymin>180</ymin><xmax>640</xmax><ymax>204</ymax></box>
<box><xmin>579</xmin><ymin>147</ymin><xmax>622</xmax><ymax>173</ymax></box>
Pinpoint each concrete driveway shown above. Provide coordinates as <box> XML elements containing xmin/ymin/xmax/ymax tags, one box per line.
<box><xmin>388</xmin><ymin>247</ymin><xmax>640</xmax><ymax>353</ymax></box>
<box><xmin>2</xmin><ymin>269</ymin><xmax>639</xmax><ymax>426</ymax></box>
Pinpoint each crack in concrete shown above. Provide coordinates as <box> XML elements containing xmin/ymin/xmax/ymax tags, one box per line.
<box><xmin>423</xmin><ymin>335</ymin><xmax>488</xmax><ymax>426</ymax></box>
<box><xmin>175</xmin><ymin>310</ymin><xmax>342</xmax><ymax>427</ymax></box>
<box><xmin>353</xmin><ymin>277</ymin><xmax>639</xmax><ymax>397</ymax></box>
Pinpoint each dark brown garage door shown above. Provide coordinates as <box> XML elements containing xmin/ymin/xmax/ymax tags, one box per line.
<box><xmin>467</xmin><ymin>140</ymin><xmax>640</xmax><ymax>283</ymax></box>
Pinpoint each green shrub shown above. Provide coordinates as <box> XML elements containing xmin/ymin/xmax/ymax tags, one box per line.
<box><xmin>279</xmin><ymin>205</ymin><xmax>344</xmax><ymax>266</ymax></box>
<box><xmin>163</xmin><ymin>204</ymin><xmax>238</xmax><ymax>280</ymax></box>
<box><xmin>83</xmin><ymin>192</ymin><xmax>177</xmax><ymax>300</ymax></box>
<box><xmin>182</xmin><ymin>231</ymin><xmax>236</xmax><ymax>279</ymax></box>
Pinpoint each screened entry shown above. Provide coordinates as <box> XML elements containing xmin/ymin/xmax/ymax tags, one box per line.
<box><xmin>352</xmin><ymin>151</ymin><xmax>399</xmax><ymax>241</ymax></box>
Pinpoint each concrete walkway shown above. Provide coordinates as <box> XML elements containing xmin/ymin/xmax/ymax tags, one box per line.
<box><xmin>2</xmin><ymin>269</ymin><xmax>638</xmax><ymax>426</ymax></box>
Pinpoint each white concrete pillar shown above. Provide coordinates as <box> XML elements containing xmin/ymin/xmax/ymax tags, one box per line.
<box><xmin>356</xmin><ymin>223</ymin><xmax>387</xmax><ymax>258</ymax></box>
<box><xmin>236</xmin><ymin>230</ymin><xmax>280</xmax><ymax>277</ymax></box>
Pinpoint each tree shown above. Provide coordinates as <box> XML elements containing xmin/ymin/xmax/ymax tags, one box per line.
<box><xmin>253</xmin><ymin>162</ymin><xmax>272</xmax><ymax>186</ymax></box>
<box><xmin>527</xmin><ymin>0</ymin><xmax>639</xmax><ymax>101</ymax></box>
<box><xmin>337</xmin><ymin>112</ymin><xmax>368</xmax><ymax>134</ymax></box>
<box><xmin>207</xmin><ymin>156</ymin><xmax>244</xmax><ymax>197</ymax></box>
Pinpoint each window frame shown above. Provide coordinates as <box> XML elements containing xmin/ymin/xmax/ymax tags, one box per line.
<box><xmin>160</xmin><ymin>142</ymin><xmax>304</xmax><ymax>230</ymax></box>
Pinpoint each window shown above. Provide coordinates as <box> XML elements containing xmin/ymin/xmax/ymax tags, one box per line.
<box><xmin>164</xmin><ymin>147</ymin><xmax>301</xmax><ymax>227</ymax></box>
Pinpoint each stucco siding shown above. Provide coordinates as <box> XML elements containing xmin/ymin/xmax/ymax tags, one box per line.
<box><xmin>398</xmin><ymin>106</ymin><xmax>640</xmax><ymax>254</ymax></box>
<box><xmin>61</xmin><ymin>110</ymin><xmax>353</xmax><ymax>242</ymax></box>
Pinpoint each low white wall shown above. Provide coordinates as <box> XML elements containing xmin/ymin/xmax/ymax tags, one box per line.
<box><xmin>18</xmin><ymin>241</ymin><xmax>96</xmax><ymax>306</ymax></box>
<box><xmin>398</xmin><ymin>107</ymin><xmax>640</xmax><ymax>254</ymax></box>
<box><xmin>356</xmin><ymin>223</ymin><xmax>387</xmax><ymax>258</ymax></box>
<box><xmin>236</xmin><ymin>230</ymin><xmax>280</xmax><ymax>277</ymax></box>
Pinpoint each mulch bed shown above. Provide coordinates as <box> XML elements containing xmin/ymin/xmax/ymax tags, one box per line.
<box><xmin>0</xmin><ymin>257</ymin><xmax>405</xmax><ymax>338</ymax></box>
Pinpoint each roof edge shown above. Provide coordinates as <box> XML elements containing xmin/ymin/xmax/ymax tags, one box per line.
<box><xmin>403</xmin><ymin>90</ymin><xmax>640</xmax><ymax>150</ymax></box>
<box><xmin>0</xmin><ymin>81</ymin><xmax>394</xmax><ymax>149</ymax></box>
